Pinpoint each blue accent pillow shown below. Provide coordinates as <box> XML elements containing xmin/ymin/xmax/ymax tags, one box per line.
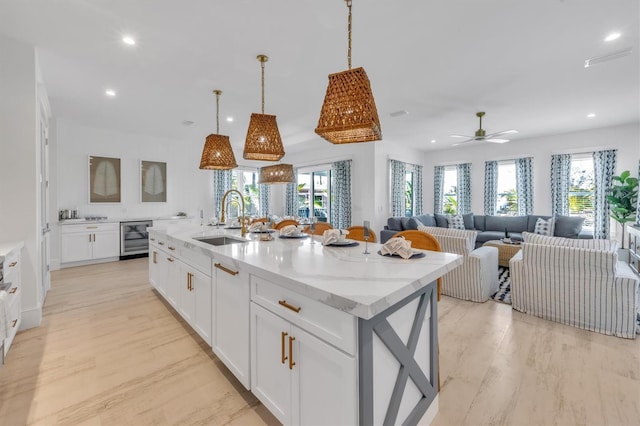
<box><xmin>434</xmin><ymin>213</ymin><xmax>449</xmax><ymax>228</ymax></box>
<box><xmin>554</xmin><ymin>215</ymin><xmax>584</xmax><ymax>238</ymax></box>
<box><xmin>463</xmin><ymin>213</ymin><xmax>475</xmax><ymax>230</ymax></box>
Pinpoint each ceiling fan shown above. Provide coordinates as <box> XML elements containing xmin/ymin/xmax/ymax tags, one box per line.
<box><xmin>450</xmin><ymin>112</ymin><xmax>518</xmax><ymax>145</ymax></box>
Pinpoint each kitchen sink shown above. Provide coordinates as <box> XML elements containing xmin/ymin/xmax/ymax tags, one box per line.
<box><xmin>193</xmin><ymin>236</ymin><xmax>249</xmax><ymax>246</ymax></box>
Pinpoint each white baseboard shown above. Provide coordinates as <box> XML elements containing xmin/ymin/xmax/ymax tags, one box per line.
<box><xmin>50</xmin><ymin>257</ymin><xmax>61</xmax><ymax>271</ymax></box>
<box><xmin>20</xmin><ymin>306</ymin><xmax>42</xmax><ymax>331</ymax></box>
<box><xmin>60</xmin><ymin>257</ymin><xmax>119</xmax><ymax>269</ymax></box>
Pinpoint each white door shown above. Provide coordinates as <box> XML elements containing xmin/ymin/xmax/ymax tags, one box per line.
<box><xmin>39</xmin><ymin>115</ymin><xmax>50</xmax><ymax>301</ymax></box>
<box><xmin>91</xmin><ymin>229</ymin><xmax>120</xmax><ymax>259</ymax></box>
<box><xmin>165</xmin><ymin>255</ymin><xmax>180</xmax><ymax>308</ymax></box>
<box><xmin>178</xmin><ymin>262</ymin><xmax>195</xmax><ymax>324</ymax></box>
<box><xmin>250</xmin><ymin>303</ymin><xmax>291</xmax><ymax>424</ymax></box>
<box><xmin>149</xmin><ymin>248</ymin><xmax>163</xmax><ymax>290</ymax></box>
<box><xmin>61</xmin><ymin>232</ymin><xmax>93</xmax><ymax>263</ymax></box>
<box><xmin>191</xmin><ymin>267</ymin><xmax>212</xmax><ymax>346</ymax></box>
<box><xmin>291</xmin><ymin>325</ymin><xmax>358</xmax><ymax>426</ymax></box>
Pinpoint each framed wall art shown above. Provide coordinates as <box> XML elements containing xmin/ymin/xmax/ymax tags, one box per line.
<box><xmin>89</xmin><ymin>155</ymin><xmax>121</xmax><ymax>203</ymax></box>
<box><xmin>141</xmin><ymin>160</ymin><xmax>167</xmax><ymax>203</ymax></box>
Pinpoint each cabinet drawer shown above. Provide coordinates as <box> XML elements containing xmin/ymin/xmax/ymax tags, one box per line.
<box><xmin>61</xmin><ymin>223</ymin><xmax>118</xmax><ymax>234</ymax></box>
<box><xmin>251</xmin><ymin>275</ymin><xmax>356</xmax><ymax>355</ymax></box>
<box><xmin>630</xmin><ymin>253</ymin><xmax>639</xmax><ymax>274</ymax></box>
<box><xmin>3</xmin><ymin>251</ymin><xmax>20</xmax><ymax>284</ymax></box>
<box><xmin>179</xmin><ymin>245</ymin><xmax>212</xmax><ymax>276</ymax></box>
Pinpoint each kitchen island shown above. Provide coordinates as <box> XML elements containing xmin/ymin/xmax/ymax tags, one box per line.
<box><xmin>148</xmin><ymin>225</ymin><xmax>462</xmax><ymax>426</ymax></box>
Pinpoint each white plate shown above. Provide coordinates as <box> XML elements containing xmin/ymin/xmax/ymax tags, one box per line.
<box><xmin>325</xmin><ymin>239</ymin><xmax>356</xmax><ymax>246</ymax></box>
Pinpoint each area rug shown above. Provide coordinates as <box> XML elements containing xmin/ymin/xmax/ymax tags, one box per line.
<box><xmin>490</xmin><ymin>266</ymin><xmax>511</xmax><ymax>304</ymax></box>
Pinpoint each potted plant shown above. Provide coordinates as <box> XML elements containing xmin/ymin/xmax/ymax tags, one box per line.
<box><xmin>607</xmin><ymin>170</ymin><xmax>639</xmax><ymax>248</ymax></box>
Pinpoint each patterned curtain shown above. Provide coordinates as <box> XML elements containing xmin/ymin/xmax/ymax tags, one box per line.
<box><xmin>433</xmin><ymin>165</ymin><xmax>445</xmax><ymax>214</ymax></box>
<box><xmin>637</xmin><ymin>160</ymin><xmax>640</xmax><ymax>223</ymax></box>
<box><xmin>391</xmin><ymin>160</ymin><xmax>406</xmax><ymax>216</ymax></box>
<box><xmin>331</xmin><ymin>160</ymin><xmax>352</xmax><ymax>229</ymax></box>
<box><xmin>484</xmin><ymin>161</ymin><xmax>498</xmax><ymax>215</ymax></box>
<box><xmin>515</xmin><ymin>157</ymin><xmax>534</xmax><ymax>215</ymax></box>
<box><xmin>593</xmin><ymin>149</ymin><xmax>617</xmax><ymax>239</ymax></box>
<box><xmin>213</xmin><ymin>170</ymin><xmax>232</xmax><ymax>218</ymax></box>
<box><xmin>259</xmin><ymin>184</ymin><xmax>271</xmax><ymax>217</ymax></box>
<box><xmin>550</xmin><ymin>154</ymin><xmax>572</xmax><ymax>216</ymax></box>
<box><xmin>414</xmin><ymin>164</ymin><xmax>423</xmax><ymax>215</ymax></box>
<box><xmin>456</xmin><ymin>163</ymin><xmax>472</xmax><ymax>214</ymax></box>
<box><xmin>285</xmin><ymin>168</ymin><xmax>299</xmax><ymax>217</ymax></box>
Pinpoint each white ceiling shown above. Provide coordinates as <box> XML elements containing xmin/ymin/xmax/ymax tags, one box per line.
<box><xmin>1</xmin><ymin>0</ymin><xmax>638</xmax><ymax>154</ymax></box>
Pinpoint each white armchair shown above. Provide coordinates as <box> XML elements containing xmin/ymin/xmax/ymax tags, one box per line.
<box><xmin>510</xmin><ymin>232</ymin><xmax>639</xmax><ymax>339</ymax></box>
<box><xmin>418</xmin><ymin>225</ymin><xmax>498</xmax><ymax>302</ymax></box>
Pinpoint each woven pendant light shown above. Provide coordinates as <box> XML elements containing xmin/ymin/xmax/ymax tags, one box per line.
<box><xmin>199</xmin><ymin>90</ymin><xmax>238</xmax><ymax>170</ymax></box>
<box><xmin>315</xmin><ymin>0</ymin><xmax>382</xmax><ymax>144</ymax></box>
<box><xmin>243</xmin><ymin>55</ymin><xmax>285</xmax><ymax>161</ymax></box>
<box><xmin>258</xmin><ymin>163</ymin><xmax>295</xmax><ymax>184</ymax></box>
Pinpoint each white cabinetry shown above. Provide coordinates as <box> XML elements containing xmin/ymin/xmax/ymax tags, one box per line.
<box><xmin>628</xmin><ymin>225</ymin><xmax>640</xmax><ymax>275</ymax></box>
<box><xmin>61</xmin><ymin>223</ymin><xmax>119</xmax><ymax>264</ymax></box>
<box><xmin>250</xmin><ymin>276</ymin><xmax>357</xmax><ymax>426</ymax></box>
<box><xmin>2</xmin><ymin>244</ymin><xmax>23</xmax><ymax>361</ymax></box>
<box><xmin>212</xmin><ymin>258</ymin><xmax>250</xmax><ymax>389</ymax></box>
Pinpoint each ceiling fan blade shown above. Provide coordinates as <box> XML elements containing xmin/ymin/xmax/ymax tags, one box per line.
<box><xmin>485</xmin><ymin>138</ymin><xmax>511</xmax><ymax>143</ymax></box>
<box><xmin>486</xmin><ymin>129</ymin><xmax>519</xmax><ymax>137</ymax></box>
<box><xmin>452</xmin><ymin>138</ymin><xmax>475</xmax><ymax>146</ymax></box>
<box><xmin>450</xmin><ymin>134</ymin><xmax>473</xmax><ymax>139</ymax></box>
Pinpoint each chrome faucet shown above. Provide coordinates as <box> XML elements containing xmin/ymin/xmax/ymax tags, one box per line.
<box><xmin>220</xmin><ymin>189</ymin><xmax>247</xmax><ymax>236</ymax></box>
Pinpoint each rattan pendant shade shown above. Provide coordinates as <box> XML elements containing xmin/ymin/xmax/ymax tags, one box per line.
<box><xmin>315</xmin><ymin>0</ymin><xmax>382</xmax><ymax>144</ymax></box>
<box><xmin>258</xmin><ymin>163</ymin><xmax>295</xmax><ymax>184</ymax></box>
<box><xmin>199</xmin><ymin>90</ymin><xmax>238</xmax><ymax>170</ymax></box>
<box><xmin>243</xmin><ymin>55</ymin><xmax>285</xmax><ymax>161</ymax></box>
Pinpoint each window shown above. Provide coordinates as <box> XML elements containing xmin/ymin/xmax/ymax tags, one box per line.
<box><xmin>230</xmin><ymin>169</ymin><xmax>261</xmax><ymax>216</ymax></box>
<box><xmin>569</xmin><ymin>155</ymin><xmax>595</xmax><ymax>227</ymax></box>
<box><xmin>442</xmin><ymin>166</ymin><xmax>457</xmax><ymax>214</ymax></box>
<box><xmin>496</xmin><ymin>161</ymin><xmax>517</xmax><ymax>216</ymax></box>
<box><xmin>297</xmin><ymin>166</ymin><xmax>331</xmax><ymax>222</ymax></box>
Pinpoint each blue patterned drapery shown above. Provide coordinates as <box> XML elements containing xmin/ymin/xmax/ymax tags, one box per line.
<box><xmin>213</xmin><ymin>170</ymin><xmax>232</xmax><ymax>218</ymax></box>
<box><xmin>550</xmin><ymin>154</ymin><xmax>572</xmax><ymax>216</ymax></box>
<box><xmin>259</xmin><ymin>184</ymin><xmax>271</xmax><ymax>217</ymax></box>
<box><xmin>391</xmin><ymin>160</ymin><xmax>407</xmax><ymax>216</ymax></box>
<box><xmin>637</xmin><ymin>160</ymin><xmax>640</xmax><ymax>223</ymax></box>
<box><xmin>593</xmin><ymin>149</ymin><xmax>617</xmax><ymax>239</ymax></box>
<box><xmin>331</xmin><ymin>160</ymin><xmax>352</xmax><ymax>229</ymax></box>
<box><xmin>484</xmin><ymin>161</ymin><xmax>498</xmax><ymax>215</ymax></box>
<box><xmin>433</xmin><ymin>165</ymin><xmax>445</xmax><ymax>214</ymax></box>
<box><xmin>457</xmin><ymin>163</ymin><xmax>472</xmax><ymax>214</ymax></box>
<box><xmin>515</xmin><ymin>157</ymin><xmax>534</xmax><ymax>215</ymax></box>
<box><xmin>413</xmin><ymin>164</ymin><xmax>423</xmax><ymax>215</ymax></box>
<box><xmin>285</xmin><ymin>168</ymin><xmax>299</xmax><ymax>217</ymax></box>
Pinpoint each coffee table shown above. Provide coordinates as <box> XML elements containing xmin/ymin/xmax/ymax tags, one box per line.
<box><xmin>483</xmin><ymin>240</ymin><xmax>522</xmax><ymax>267</ymax></box>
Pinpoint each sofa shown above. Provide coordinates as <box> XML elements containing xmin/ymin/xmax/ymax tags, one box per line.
<box><xmin>510</xmin><ymin>232</ymin><xmax>639</xmax><ymax>339</ymax></box>
<box><xmin>417</xmin><ymin>225</ymin><xmax>499</xmax><ymax>302</ymax></box>
<box><xmin>380</xmin><ymin>213</ymin><xmax>593</xmax><ymax>248</ymax></box>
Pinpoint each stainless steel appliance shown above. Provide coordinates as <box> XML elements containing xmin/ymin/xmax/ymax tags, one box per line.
<box><xmin>120</xmin><ymin>220</ymin><xmax>153</xmax><ymax>259</ymax></box>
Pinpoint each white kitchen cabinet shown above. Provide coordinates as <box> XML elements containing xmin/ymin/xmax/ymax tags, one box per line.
<box><xmin>174</xmin><ymin>260</ymin><xmax>211</xmax><ymax>344</ymax></box>
<box><xmin>250</xmin><ymin>302</ymin><xmax>357</xmax><ymax>426</ymax></box>
<box><xmin>61</xmin><ymin>223</ymin><xmax>119</xmax><ymax>264</ymax></box>
<box><xmin>213</xmin><ymin>258</ymin><xmax>250</xmax><ymax>389</ymax></box>
<box><xmin>2</xmin><ymin>244</ymin><xmax>23</xmax><ymax>361</ymax></box>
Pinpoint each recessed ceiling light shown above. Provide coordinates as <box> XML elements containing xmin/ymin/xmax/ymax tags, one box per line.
<box><xmin>122</xmin><ymin>36</ymin><xmax>136</xmax><ymax>45</ymax></box>
<box><xmin>389</xmin><ymin>110</ymin><xmax>409</xmax><ymax>117</ymax></box>
<box><xmin>430</xmin><ymin>140</ymin><xmax>436</xmax><ymax>144</ymax></box>
<box><xmin>587</xmin><ymin>113</ymin><xmax>596</xmax><ymax>118</ymax></box>
<box><xmin>105</xmin><ymin>89</ymin><xmax>116</xmax><ymax>97</ymax></box>
<box><xmin>226</xmin><ymin>117</ymin><xmax>234</xmax><ymax>122</ymax></box>
<box><xmin>604</xmin><ymin>32</ymin><xmax>621</xmax><ymax>42</ymax></box>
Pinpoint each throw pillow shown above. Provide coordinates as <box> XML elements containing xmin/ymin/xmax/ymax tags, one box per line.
<box><xmin>434</xmin><ymin>213</ymin><xmax>449</xmax><ymax>228</ymax></box>
<box><xmin>448</xmin><ymin>215</ymin><xmax>465</xmax><ymax>230</ymax></box>
<box><xmin>534</xmin><ymin>217</ymin><xmax>554</xmax><ymax>236</ymax></box>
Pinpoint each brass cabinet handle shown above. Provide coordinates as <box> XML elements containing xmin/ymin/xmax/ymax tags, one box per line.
<box><xmin>158</xmin><ymin>241</ymin><xmax>165</xmax><ymax>246</ymax></box>
<box><xmin>288</xmin><ymin>336</ymin><xmax>296</xmax><ymax>370</ymax></box>
<box><xmin>278</xmin><ymin>300</ymin><xmax>301</xmax><ymax>313</ymax></box>
<box><xmin>168</xmin><ymin>246</ymin><xmax>176</xmax><ymax>251</ymax></box>
<box><xmin>9</xmin><ymin>287</ymin><xmax>17</xmax><ymax>294</ymax></box>
<box><xmin>89</xmin><ymin>234</ymin><xmax>92</xmax><ymax>242</ymax></box>
<box><xmin>86</xmin><ymin>226</ymin><xmax>98</xmax><ymax>229</ymax></box>
<box><xmin>281</xmin><ymin>332</ymin><xmax>288</xmax><ymax>364</ymax></box>
<box><xmin>187</xmin><ymin>272</ymin><xmax>194</xmax><ymax>291</ymax></box>
<box><xmin>150</xmin><ymin>238</ymin><xmax>156</xmax><ymax>241</ymax></box>
<box><xmin>153</xmin><ymin>252</ymin><xmax>157</xmax><ymax>264</ymax></box>
<box><xmin>9</xmin><ymin>261</ymin><xmax>17</xmax><ymax>267</ymax></box>
<box><xmin>12</xmin><ymin>319</ymin><xmax>17</xmax><ymax>328</ymax></box>
<box><xmin>214</xmin><ymin>263</ymin><xmax>239</xmax><ymax>276</ymax></box>
<box><xmin>167</xmin><ymin>258</ymin><xmax>174</xmax><ymax>262</ymax></box>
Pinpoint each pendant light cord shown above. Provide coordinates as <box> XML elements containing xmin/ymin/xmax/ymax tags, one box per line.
<box><xmin>261</xmin><ymin>59</ymin><xmax>265</xmax><ymax>114</ymax></box>
<box><xmin>215</xmin><ymin>91</ymin><xmax>220</xmax><ymax>134</ymax></box>
<box><xmin>347</xmin><ymin>0</ymin><xmax>352</xmax><ymax>70</ymax></box>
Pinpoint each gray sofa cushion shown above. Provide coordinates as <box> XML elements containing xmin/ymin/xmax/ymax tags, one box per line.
<box><xmin>527</xmin><ymin>215</ymin><xmax>552</xmax><ymax>232</ymax></box>
<box><xmin>407</xmin><ymin>214</ymin><xmax>435</xmax><ymax>229</ymax></box>
<box><xmin>463</xmin><ymin>213</ymin><xmax>475</xmax><ymax>230</ymax></box>
<box><xmin>554</xmin><ymin>215</ymin><xmax>584</xmax><ymax>238</ymax></box>
<box><xmin>400</xmin><ymin>217</ymin><xmax>412</xmax><ymax>230</ymax></box>
<box><xmin>485</xmin><ymin>215</ymin><xmax>529</xmax><ymax>233</ymax></box>
<box><xmin>434</xmin><ymin>213</ymin><xmax>449</xmax><ymax>228</ymax></box>
<box><xmin>387</xmin><ymin>217</ymin><xmax>403</xmax><ymax>231</ymax></box>
<box><xmin>474</xmin><ymin>215</ymin><xmax>486</xmax><ymax>231</ymax></box>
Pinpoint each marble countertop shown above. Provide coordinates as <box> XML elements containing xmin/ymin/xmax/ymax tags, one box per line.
<box><xmin>151</xmin><ymin>225</ymin><xmax>462</xmax><ymax>320</ymax></box>
<box><xmin>60</xmin><ymin>216</ymin><xmax>193</xmax><ymax>225</ymax></box>
<box><xmin>0</xmin><ymin>241</ymin><xmax>25</xmax><ymax>258</ymax></box>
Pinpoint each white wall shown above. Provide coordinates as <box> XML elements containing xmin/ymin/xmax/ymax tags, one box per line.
<box><xmin>0</xmin><ymin>34</ymin><xmax>42</xmax><ymax>328</ymax></box>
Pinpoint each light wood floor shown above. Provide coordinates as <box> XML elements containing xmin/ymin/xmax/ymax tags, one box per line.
<box><xmin>1</xmin><ymin>258</ymin><xmax>639</xmax><ymax>425</ymax></box>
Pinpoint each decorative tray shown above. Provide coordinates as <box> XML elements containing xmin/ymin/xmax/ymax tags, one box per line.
<box><xmin>500</xmin><ymin>239</ymin><xmax>521</xmax><ymax>245</ymax></box>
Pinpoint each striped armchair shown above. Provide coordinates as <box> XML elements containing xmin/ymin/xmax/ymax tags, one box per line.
<box><xmin>417</xmin><ymin>225</ymin><xmax>499</xmax><ymax>302</ymax></box>
<box><xmin>510</xmin><ymin>232</ymin><xmax>639</xmax><ymax>339</ymax></box>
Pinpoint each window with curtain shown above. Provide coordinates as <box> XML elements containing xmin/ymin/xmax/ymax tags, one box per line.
<box><xmin>390</xmin><ymin>160</ymin><xmax>423</xmax><ymax>217</ymax></box>
<box><xmin>213</xmin><ymin>169</ymin><xmax>270</xmax><ymax>219</ymax></box>
<box><xmin>569</xmin><ymin>155</ymin><xmax>595</xmax><ymax>227</ymax></box>
<box><xmin>285</xmin><ymin>168</ymin><xmax>299</xmax><ymax>217</ymax></box>
<box><xmin>484</xmin><ymin>157</ymin><xmax>533</xmax><ymax>216</ymax></box>
<box><xmin>496</xmin><ymin>161</ymin><xmax>517</xmax><ymax>215</ymax></box>
<box><xmin>297</xmin><ymin>165</ymin><xmax>332</xmax><ymax>223</ymax></box>
<box><xmin>331</xmin><ymin>160</ymin><xmax>351</xmax><ymax>229</ymax></box>
<box><xmin>442</xmin><ymin>165</ymin><xmax>457</xmax><ymax>214</ymax></box>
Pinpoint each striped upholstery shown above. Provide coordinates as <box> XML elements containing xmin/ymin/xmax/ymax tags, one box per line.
<box><xmin>510</xmin><ymin>243</ymin><xmax>639</xmax><ymax>339</ymax></box>
<box><xmin>522</xmin><ymin>232</ymin><xmax>618</xmax><ymax>251</ymax></box>
<box><xmin>418</xmin><ymin>225</ymin><xmax>499</xmax><ymax>302</ymax></box>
